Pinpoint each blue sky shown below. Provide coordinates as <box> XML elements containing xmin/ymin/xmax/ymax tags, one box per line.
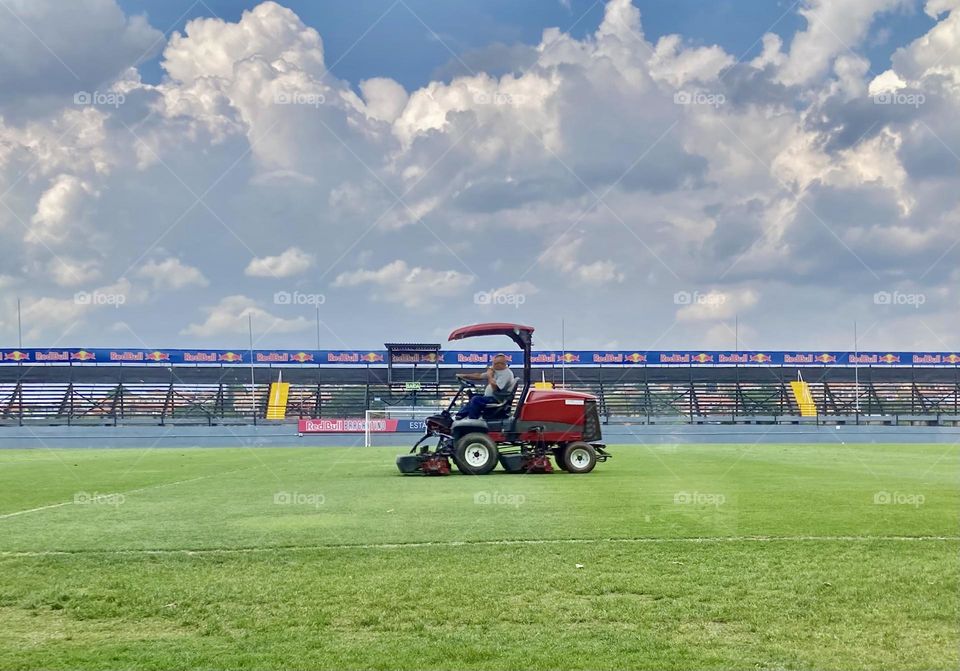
<box><xmin>122</xmin><ymin>0</ymin><xmax>933</xmax><ymax>90</ymax></box>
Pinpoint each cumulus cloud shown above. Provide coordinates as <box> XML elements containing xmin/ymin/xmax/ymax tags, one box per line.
<box><xmin>136</xmin><ymin>257</ymin><xmax>209</xmax><ymax>289</ymax></box>
<box><xmin>541</xmin><ymin>236</ymin><xmax>625</xmax><ymax>285</ymax></box>
<box><xmin>48</xmin><ymin>257</ymin><xmax>101</xmax><ymax>287</ymax></box>
<box><xmin>245</xmin><ymin>247</ymin><xmax>313</xmax><ymax>278</ymax></box>
<box><xmin>334</xmin><ymin>260</ymin><xmax>474</xmax><ymax>308</ymax></box>
<box><xmin>27</xmin><ymin>174</ymin><xmax>96</xmax><ymax>245</ymax></box>
<box><xmin>182</xmin><ymin>295</ymin><xmax>310</xmax><ymax>337</ymax></box>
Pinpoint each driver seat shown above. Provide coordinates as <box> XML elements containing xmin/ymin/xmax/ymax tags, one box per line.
<box><xmin>481</xmin><ymin>378</ymin><xmax>521</xmax><ymax>420</ymax></box>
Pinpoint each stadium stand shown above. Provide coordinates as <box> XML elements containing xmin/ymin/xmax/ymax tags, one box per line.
<box><xmin>1</xmin><ymin>363</ymin><xmax>959</xmax><ymax>426</ymax></box>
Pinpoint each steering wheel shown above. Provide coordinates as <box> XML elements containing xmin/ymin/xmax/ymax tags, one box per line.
<box><xmin>456</xmin><ymin>374</ymin><xmax>478</xmax><ymax>388</ymax></box>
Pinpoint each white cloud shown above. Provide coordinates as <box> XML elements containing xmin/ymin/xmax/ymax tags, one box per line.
<box><xmin>27</xmin><ymin>174</ymin><xmax>95</xmax><ymax>245</ymax></box>
<box><xmin>360</xmin><ymin>77</ymin><xmax>409</xmax><ymax>123</ymax></box>
<box><xmin>136</xmin><ymin>258</ymin><xmax>209</xmax><ymax>290</ymax></box>
<box><xmin>541</xmin><ymin>236</ymin><xmax>625</xmax><ymax>285</ymax></box>
<box><xmin>334</xmin><ymin>260</ymin><xmax>474</xmax><ymax>308</ymax></box>
<box><xmin>48</xmin><ymin>257</ymin><xmax>101</xmax><ymax>287</ymax></box>
<box><xmin>676</xmin><ymin>289</ymin><xmax>759</xmax><ymax>322</ymax></box>
<box><xmin>779</xmin><ymin>0</ymin><xmax>911</xmax><ymax>86</ymax></box>
<box><xmin>182</xmin><ymin>295</ymin><xmax>310</xmax><ymax>337</ymax></box>
<box><xmin>244</xmin><ymin>248</ymin><xmax>313</xmax><ymax>278</ymax></box>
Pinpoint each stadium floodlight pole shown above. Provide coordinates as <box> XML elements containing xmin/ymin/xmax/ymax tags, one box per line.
<box><xmin>16</xmin><ymin>297</ymin><xmax>22</xmax><ymax>349</ymax></box>
<box><xmin>854</xmin><ymin>321</ymin><xmax>860</xmax><ymax>417</ymax></box>
<box><xmin>315</xmin><ymin>304</ymin><xmax>321</xmax><ymax>350</ymax></box>
<box><xmin>248</xmin><ymin>313</ymin><xmax>256</xmax><ymax>425</ymax></box>
<box><xmin>561</xmin><ymin>318</ymin><xmax>566</xmax><ymax>387</ymax></box>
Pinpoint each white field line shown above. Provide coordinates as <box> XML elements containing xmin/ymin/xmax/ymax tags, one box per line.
<box><xmin>0</xmin><ymin>466</ymin><xmax>259</xmax><ymax>521</ymax></box>
<box><xmin>2</xmin><ymin>535</ymin><xmax>958</xmax><ymax>558</ymax></box>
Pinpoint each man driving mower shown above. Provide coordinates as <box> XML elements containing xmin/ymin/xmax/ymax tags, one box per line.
<box><xmin>455</xmin><ymin>354</ymin><xmax>515</xmax><ymax>420</ymax></box>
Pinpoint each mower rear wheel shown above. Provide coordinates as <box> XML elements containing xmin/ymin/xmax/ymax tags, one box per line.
<box><xmin>453</xmin><ymin>433</ymin><xmax>499</xmax><ymax>475</ymax></box>
<box><xmin>563</xmin><ymin>441</ymin><xmax>597</xmax><ymax>474</ymax></box>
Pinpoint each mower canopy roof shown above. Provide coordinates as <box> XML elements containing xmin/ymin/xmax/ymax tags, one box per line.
<box><xmin>448</xmin><ymin>323</ymin><xmax>534</xmax><ymax>351</ymax></box>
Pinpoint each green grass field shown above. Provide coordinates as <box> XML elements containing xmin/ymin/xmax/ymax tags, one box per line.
<box><xmin>0</xmin><ymin>443</ymin><xmax>957</xmax><ymax>670</ymax></box>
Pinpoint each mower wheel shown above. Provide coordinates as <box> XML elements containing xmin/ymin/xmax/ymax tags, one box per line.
<box><xmin>552</xmin><ymin>447</ymin><xmax>568</xmax><ymax>471</ymax></box>
<box><xmin>563</xmin><ymin>441</ymin><xmax>597</xmax><ymax>474</ymax></box>
<box><xmin>453</xmin><ymin>433</ymin><xmax>499</xmax><ymax>475</ymax></box>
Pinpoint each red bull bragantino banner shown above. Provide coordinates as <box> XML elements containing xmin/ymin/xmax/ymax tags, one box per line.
<box><xmin>2</xmin><ymin>348</ymin><xmax>960</xmax><ymax>366</ymax></box>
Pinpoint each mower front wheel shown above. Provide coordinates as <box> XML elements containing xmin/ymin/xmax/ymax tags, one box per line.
<box><xmin>563</xmin><ymin>441</ymin><xmax>597</xmax><ymax>474</ymax></box>
<box><xmin>453</xmin><ymin>433</ymin><xmax>499</xmax><ymax>475</ymax></box>
<box><xmin>552</xmin><ymin>447</ymin><xmax>568</xmax><ymax>471</ymax></box>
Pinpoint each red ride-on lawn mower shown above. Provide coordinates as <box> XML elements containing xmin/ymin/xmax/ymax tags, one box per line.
<box><xmin>396</xmin><ymin>323</ymin><xmax>611</xmax><ymax>475</ymax></box>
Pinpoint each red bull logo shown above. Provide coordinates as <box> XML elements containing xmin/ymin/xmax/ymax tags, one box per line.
<box><xmin>219</xmin><ymin>352</ymin><xmax>243</xmax><ymax>363</ymax></box>
<box><xmin>362</xmin><ymin>352</ymin><xmax>385</xmax><ymax>363</ymax></box>
<box><xmin>625</xmin><ymin>353</ymin><xmax>646</xmax><ymax>363</ymax></box>
<box><xmin>946</xmin><ymin>354</ymin><xmax>960</xmax><ymax>364</ymax></box>
<box><xmin>71</xmin><ymin>350</ymin><xmax>96</xmax><ymax>361</ymax></box>
<box><xmin>593</xmin><ymin>353</ymin><xmax>622</xmax><ymax>363</ymax></box>
<box><xmin>109</xmin><ymin>351</ymin><xmax>143</xmax><ymax>362</ymax></box>
<box><xmin>35</xmin><ymin>351</ymin><xmax>69</xmax><ymax>362</ymax></box>
<box><xmin>879</xmin><ymin>353</ymin><xmax>900</xmax><ymax>364</ymax></box>
<box><xmin>184</xmin><ymin>352</ymin><xmax>217</xmax><ymax>363</ymax></box>
<box><xmin>328</xmin><ymin>353</ymin><xmax>359</xmax><ymax>363</ymax></box>
<box><xmin>784</xmin><ymin>354</ymin><xmax>814</xmax><ymax>364</ymax></box>
<box><xmin>256</xmin><ymin>352</ymin><xmax>288</xmax><ymax>363</ymax></box>
<box><xmin>693</xmin><ymin>353</ymin><xmax>713</xmax><ymax>363</ymax></box>
<box><xmin>147</xmin><ymin>351</ymin><xmax>170</xmax><ymax>362</ymax></box>
<box><xmin>751</xmin><ymin>353</ymin><xmax>771</xmax><ymax>363</ymax></box>
<box><xmin>530</xmin><ymin>353</ymin><xmax>556</xmax><ymax>364</ymax></box>
<box><xmin>718</xmin><ymin>353</ymin><xmax>747</xmax><ymax>364</ymax></box>
<box><xmin>660</xmin><ymin>353</ymin><xmax>688</xmax><ymax>363</ymax></box>
<box><xmin>816</xmin><ymin>353</ymin><xmax>836</xmax><ymax>364</ymax></box>
<box><xmin>291</xmin><ymin>352</ymin><xmax>314</xmax><ymax>363</ymax></box>
<box><xmin>559</xmin><ymin>353</ymin><xmax>580</xmax><ymax>363</ymax></box>
<box><xmin>4</xmin><ymin>351</ymin><xmax>29</xmax><ymax>362</ymax></box>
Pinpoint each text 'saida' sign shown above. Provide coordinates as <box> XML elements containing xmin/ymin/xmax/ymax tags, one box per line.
<box><xmin>3</xmin><ymin>348</ymin><xmax>960</xmax><ymax>367</ymax></box>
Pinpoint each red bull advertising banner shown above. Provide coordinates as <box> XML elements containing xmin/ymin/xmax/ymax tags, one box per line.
<box><xmin>297</xmin><ymin>418</ymin><xmax>425</xmax><ymax>433</ymax></box>
<box><xmin>2</xmin><ymin>348</ymin><xmax>959</xmax><ymax>366</ymax></box>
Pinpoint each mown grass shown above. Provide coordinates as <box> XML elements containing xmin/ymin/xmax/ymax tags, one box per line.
<box><xmin>0</xmin><ymin>443</ymin><xmax>956</xmax><ymax>670</ymax></box>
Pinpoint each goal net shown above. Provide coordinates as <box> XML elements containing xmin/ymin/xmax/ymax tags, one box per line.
<box><xmin>364</xmin><ymin>406</ymin><xmax>443</xmax><ymax>447</ymax></box>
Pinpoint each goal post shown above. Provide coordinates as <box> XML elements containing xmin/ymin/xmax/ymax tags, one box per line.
<box><xmin>363</xmin><ymin>406</ymin><xmax>443</xmax><ymax>447</ymax></box>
